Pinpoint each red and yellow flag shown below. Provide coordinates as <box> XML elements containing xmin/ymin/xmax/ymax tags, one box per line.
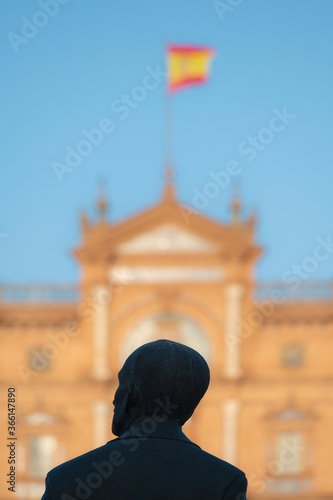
<box><xmin>167</xmin><ymin>45</ymin><xmax>216</xmax><ymax>92</ymax></box>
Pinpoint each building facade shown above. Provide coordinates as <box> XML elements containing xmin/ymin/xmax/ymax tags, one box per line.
<box><xmin>1</xmin><ymin>175</ymin><xmax>332</xmax><ymax>499</ymax></box>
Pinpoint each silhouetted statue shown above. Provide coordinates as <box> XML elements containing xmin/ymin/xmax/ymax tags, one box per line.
<box><xmin>42</xmin><ymin>339</ymin><xmax>247</xmax><ymax>499</ymax></box>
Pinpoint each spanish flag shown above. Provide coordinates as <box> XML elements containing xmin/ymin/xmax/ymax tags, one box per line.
<box><xmin>167</xmin><ymin>45</ymin><xmax>216</xmax><ymax>92</ymax></box>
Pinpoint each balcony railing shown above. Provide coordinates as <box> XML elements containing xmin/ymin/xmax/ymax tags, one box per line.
<box><xmin>0</xmin><ymin>284</ymin><xmax>80</xmax><ymax>304</ymax></box>
<box><xmin>255</xmin><ymin>281</ymin><xmax>332</xmax><ymax>301</ymax></box>
<box><xmin>0</xmin><ymin>281</ymin><xmax>331</xmax><ymax>304</ymax></box>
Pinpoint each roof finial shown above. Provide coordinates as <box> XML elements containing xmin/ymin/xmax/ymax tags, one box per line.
<box><xmin>231</xmin><ymin>181</ymin><xmax>241</xmax><ymax>225</ymax></box>
<box><xmin>96</xmin><ymin>178</ymin><xmax>108</xmax><ymax>224</ymax></box>
<box><xmin>163</xmin><ymin>164</ymin><xmax>175</xmax><ymax>200</ymax></box>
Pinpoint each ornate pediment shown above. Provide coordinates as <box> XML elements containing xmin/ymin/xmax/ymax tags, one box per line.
<box><xmin>118</xmin><ymin>223</ymin><xmax>217</xmax><ymax>254</ymax></box>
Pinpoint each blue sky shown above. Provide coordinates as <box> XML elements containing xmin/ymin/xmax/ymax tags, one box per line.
<box><xmin>1</xmin><ymin>0</ymin><xmax>333</xmax><ymax>283</ymax></box>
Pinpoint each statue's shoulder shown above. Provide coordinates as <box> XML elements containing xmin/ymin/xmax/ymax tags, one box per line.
<box><xmin>193</xmin><ymin>446</ymin><xmax>246</xmax><ymax>478</ymax></box>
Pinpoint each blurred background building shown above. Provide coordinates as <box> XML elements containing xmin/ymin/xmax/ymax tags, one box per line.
<box><xmin>0</xmin><ymin>173</ymin><xmax>332</xmax><ymax>500</ymax></box>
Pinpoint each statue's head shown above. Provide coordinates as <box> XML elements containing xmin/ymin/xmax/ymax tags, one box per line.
<box><xmin>112</xmin><ymin>339</ymin><xmax>210</xmax><ymax>436</ymax></box>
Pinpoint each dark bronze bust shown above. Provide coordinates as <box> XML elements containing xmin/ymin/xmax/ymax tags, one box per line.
<box><xmin>42</xmin><ymin>339</ymin><xmax>248</xmax><ymax>499</ymax></box>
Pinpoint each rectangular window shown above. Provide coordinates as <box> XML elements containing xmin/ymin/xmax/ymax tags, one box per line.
<box><xmin>276</xmin><ymin>432</ymin><xmax>303</xmax><ymax>475</ymax></box>
<box><xmin>29</xmin><ymin>435</ymin><xmax>57</xmax><ymax>478</ymax></box>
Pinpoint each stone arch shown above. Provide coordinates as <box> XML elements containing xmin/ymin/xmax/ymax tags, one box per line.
<box><xmin>119</xmin><ymin>311</ymin><xmax>211</xmax><ymax>365</ymax></box>
<box><xmin>109</xmin><ymin>291</ymin><xmax>223</xmax><ymax>373</ymax></box>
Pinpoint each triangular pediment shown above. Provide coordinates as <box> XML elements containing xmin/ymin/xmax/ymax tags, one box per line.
<box><xmin>117</xmin><ymin>223</ymin><xmax>217</xmax><ymax>254</ymax></box>
<box><xmin>74</xmin><ymin>194</ymin><xmax>261</xmax><ymax>266</ymax></box>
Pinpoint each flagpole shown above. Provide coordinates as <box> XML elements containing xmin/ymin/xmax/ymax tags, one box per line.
<box><xmin>164</xmin><ymin>41</ymin><xmax>175</xmax><ymax>178</ymax></box>
<box><xmin>162</xmin><ymin>87</ymin><xmax>175</xmax><ymax>199</ymax></box>
<box><xmin>163</xmin><ymin>44</ymin><xmax>175</xmax><ymax>199</ymax></box>
<box><xmin>164</xmin><ymin>90</ymin><xmax>173</xmax><ymax>168</ymax></box>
